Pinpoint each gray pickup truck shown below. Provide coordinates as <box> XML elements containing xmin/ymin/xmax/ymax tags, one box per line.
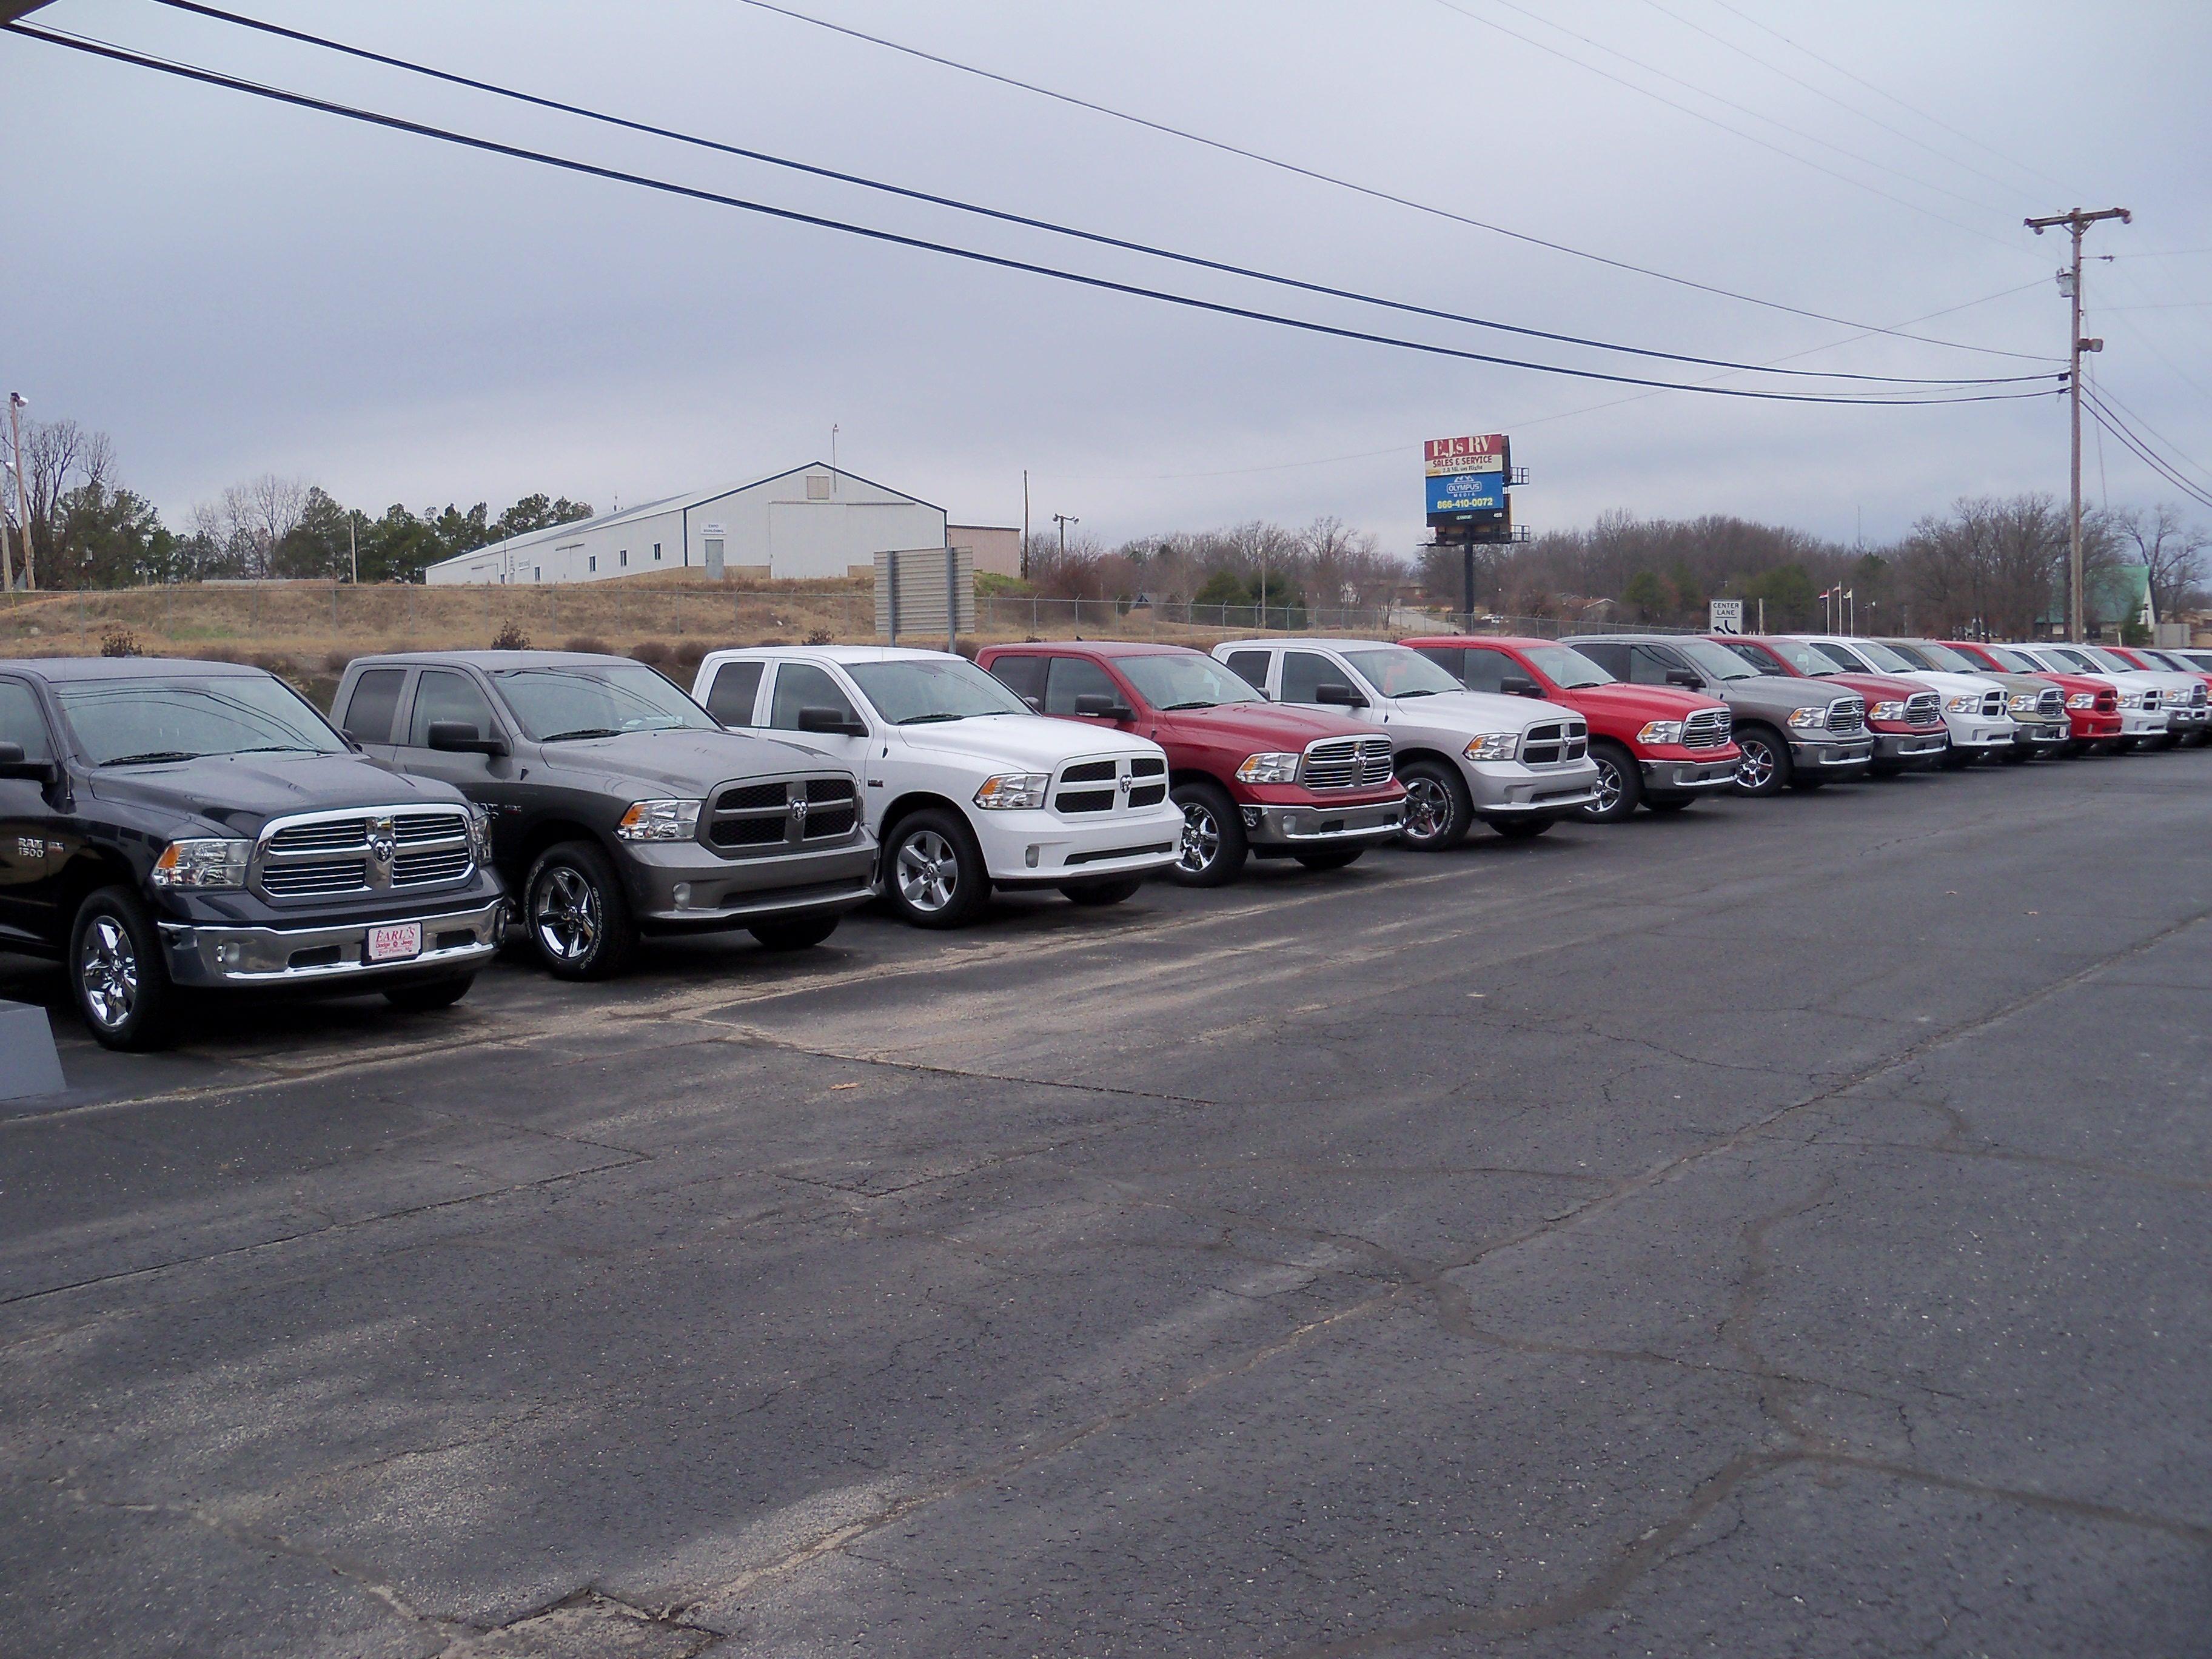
<box><xmin>332</xmin><ymin>651</ymin><xmax>876</xmax><ymax>978</ymax></box>
<box><xmin>1567</xmin><ymin>634</ymin><xmax>1874</xmax><ymax>795</ymax></box>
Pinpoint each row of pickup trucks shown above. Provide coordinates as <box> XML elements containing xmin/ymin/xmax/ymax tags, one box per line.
<box><xmin>2</xmin><ymin>630</ymin><xmax>2205</xmax><ymax>1049</ymax></box>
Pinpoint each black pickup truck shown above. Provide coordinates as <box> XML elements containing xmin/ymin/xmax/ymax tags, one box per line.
<box><xmin>0</xmin><ymin>657</ymin><xmax>506</xmax><ymax>1050</ymax></box>
<box><xmin>330</xmin><ymin>651</ymin><xmax>877</xmax><ymax>978</ymax></box>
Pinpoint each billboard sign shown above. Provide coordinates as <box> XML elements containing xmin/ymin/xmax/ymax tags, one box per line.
<box><xmin>1424</xmin><ymin>434</ymin><xmax>1510</xmax><ymax>477</ymax></box>
<box><xmin>1426</xmin><ymin>469</ymin><xmax>1507</xmax><ymax>520</ymax></box>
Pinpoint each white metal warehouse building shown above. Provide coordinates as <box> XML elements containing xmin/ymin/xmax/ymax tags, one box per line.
<box><xmin>422</xmin><ymin>463</ymin><xmax>950</xmax><ymax>586</ymax></box>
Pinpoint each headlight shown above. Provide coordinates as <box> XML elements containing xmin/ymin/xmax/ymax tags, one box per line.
<box><xmin>2118</xmin><ymin>691</ymin><xmax>2145</xmax><ymax>709</ymax></box>
<box><xmin>1635</xmin><ymin>720</ymin><xmax>1683</xmax><ymax>745</ymax></box>
<box><xmin>1786</xmin><ymin>706</ymin><xmax>1826</xmax><ymax>729</ymax></box>
<box><xmin>974</xmin><ymin>772</ymin><xmax>1050</xmax><ymax>809</ymax></box>
<box><xmin>467</xmin><ymin>805</ymin><xmax>494</xmax><ymax>862</ymax></box>
<box><xmin>615</xmin><ymin>799</ymin><xmax>703</xmax><ymax>841</ymax></box>
<box><xmin>1945</xmin><ymin>694</ymin><xmax>1978</xmax><ymax>713</ymax></box>
<box><xmin>2006</xmin><ymin>692</ymin><xmax>2040</xmax><ymax>712</ymax></box>
<box><xmin>152</xmin><ymin>837</ymin><xmax>251</xmax><ymax>888</ymax></box>
<box><xmin>2065</xmin><ymin>692</ymin><xmax>2094</xmax><ymax>709</ymax></box>
<box><xmin>1869</xmin><ymin>700</ymin><xmax>1906</xmax><ymax>720</ymax></box>
<box><xmin>1462</xmin><ymin>733</ymin><xmax>1518</xmax><ymax>762</ymax></box>
<box><xmin>1235</xmin><ymin>751</ymin><xmax>1302</xmax><ymax>784</ymax></box>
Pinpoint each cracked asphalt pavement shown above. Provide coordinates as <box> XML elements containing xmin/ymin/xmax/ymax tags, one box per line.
<box><xmin>3</xmin><ymin>749</ymin><xmax>2208</xmax><ymax>1657</ymax></box>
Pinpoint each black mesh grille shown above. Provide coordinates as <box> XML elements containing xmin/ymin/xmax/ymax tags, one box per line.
<box><xmin>803</xmin><ymin>806</ymin><xmax>857</xmax><ymax>839</ymax></box>
<box><xmin>717</xmin><ymin>782</ymin><xmax>787</xmax><ymax>812</ymax></box>
<box><xmin>1060</xmin><ymin>760</ymin><xmax>1118</xmax><ymax>783</ymax></box>
<box><xmin>712</xmin><ymin>817</ymin><xmax>787</xmax><ymax>848</ymax></box>
<box><xmin>805</xmin><ymin>777</ymin><xmax>856</xmax><ymax>803</ymax></box>
<box><xmin>1129</xmin><ymin>756</ymin><xmax>1167</xmax><ymax>777</ymax></box>
<box><xmin>1127</xmin><ymin>783</ymin><xmax>1167</xmax><ymax>808</ymax></box>
<box><xmin>1056</xmin><ymin>789</ymin><xmax>1115</xmax><ymax>813</ymax></box>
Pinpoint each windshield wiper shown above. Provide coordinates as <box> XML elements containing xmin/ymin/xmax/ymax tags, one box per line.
<box><xmin>99</xmin><ymin>751</ymin><xmax>199</xmax><ymax>766</ymax></box>
<box><xmin>1160</xmin><ymin>700</ymin><xmax>1218</xmax><ymax>710</ymax></box>
<box><xmin>229</xmin><ymin>745</ymin><xmax>323</xmax><ymax>754</ymax></box>
<box><xmin>1395</xmin><ymin>688</ymin><xmax>1440</xmax><ymax>697</ymax></box>
<box><xmin>896</xmin><ymin>712</ymin><xmax>965</xmax><ymax>725</ymax></box>
<box><xmin>538</xmin><ymin>727</ymin><xmax>623</xmax><ymax>742</ymax></box>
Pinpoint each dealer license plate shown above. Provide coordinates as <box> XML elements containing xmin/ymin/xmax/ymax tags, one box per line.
<box><xmin>367</xmin><ymin>922</ymin><xmax>423</xmax><ymax>963</ymax></box>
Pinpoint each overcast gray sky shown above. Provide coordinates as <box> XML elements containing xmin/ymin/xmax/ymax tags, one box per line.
<box><xmin>5</xmin><ymin>0</ymin><xmax>2208</xmax><ymax>555</ymax></box>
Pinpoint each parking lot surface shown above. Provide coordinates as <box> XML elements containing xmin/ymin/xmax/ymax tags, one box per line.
<box><xmin>4</xmin><ymin>752</ymin><xmax>2208</xmax><ymax>1657</ymax></box>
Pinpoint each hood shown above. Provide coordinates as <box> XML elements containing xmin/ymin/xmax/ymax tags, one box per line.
<box><xmin>1556</xmin><ymin>682</ymin><xmax>1721</xmax><ymax>719</ymax></box>
<box><xmin>1812</xmin><ymin>671</ymin><xmax>1924</xmax><ymax>705</ymax></box>
<box><xmin>1159</xmin><ymin>701</ymin><xmax>1376</xmax><ymax>746</ymax></box>
<box><xmin>1709</xmin><ymin>674</ymin><xmax>1842</xmax><ymax>714</ymax></box>
<box><xmin>535</xmin><ymin>726</ymin><xmax>838</xmax><ymax>793</ymax></box>
<box><xmin>87</xmin><ymin>750</ymin><xmax>469</xmax><ymax>836</ymax></box>
<box><xmin>1889</xmin><ymin>669</ymin><xmax>2003</xmax><ymax>697</ymax></box>
<box><xmin>1379</xmin><ymin>689</ymin><xmax>1572</xmax><ymax>735</ymax></box>
<box><xmin>892</xmin><ymin>712</ymin><xmax>1165</xmax><ymax>770</ymax></box>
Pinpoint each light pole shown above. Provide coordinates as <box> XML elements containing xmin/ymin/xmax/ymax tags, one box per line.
<box><xmin>1052</xmin><ymin>512</ymin><xmax>1078</xmax><ymax>560</ymax></box>
<box><xmin>8</xmin><ymin>394</ymin><xmax>35</xmax><ymax>591</ymax></box>
<box><xmin>2027</xmin><ymin>207</ymin><xmax>2130</xmax><ymax>642</ymax></box>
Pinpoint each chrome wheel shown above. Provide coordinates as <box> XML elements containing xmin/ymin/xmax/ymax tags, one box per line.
<box><xmin>1736</xmin><ymin>737</ymin><xmax>1777</xmax><ymax>792</ymax></box>
<box><xmin>533</xmin><ymin>865</ymin><xmax>600</xmax><ymax>963</ymax></box>
<box><xmin>895</xmin><ymin>830</ymin><xmax>959</xmax><ymax>914</ymax></box>
<box><xmin>1177</xmin><ymin>801</ymin><xmax>1222</xmax><ymax>875</ymax></box>
<box><xmin>1589</xmin><ymin>756</ymin><xmax>1623</xmax><ymax>814</ymax></box>
<box><xmin>79</xmin><ymin>915</ymin><xmax>138</xmax><ymax>1031</ymax></box>
<box><xmin>1402</xmin><ymin>776</ymin><xmax>1453</xmax><ymax>843</ymax></box>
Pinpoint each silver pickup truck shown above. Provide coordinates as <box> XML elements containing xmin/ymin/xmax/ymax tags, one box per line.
<box><xmin>1212</xmin><ymin>638</ymin><xmax>1600</xmax><ymax>849</ymax></box>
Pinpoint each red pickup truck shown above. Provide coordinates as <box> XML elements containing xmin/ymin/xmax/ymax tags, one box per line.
<box><xmin>1936</xmin><ymin>640</ymin><xmax>2123</xmax><ymax>752</ymax></box>
<box><xmin>1399</xmin><ymin>635</ymin><xmax>1738</xmax><ymax>821</ymax></box>
<box><xmin>976</xmin><ymin>642</ymin><xmax>1406</xmax><ymax>885</ymax></box>
<box><xmin>1713</xmin><ymin>635</ymin><xmax>1950</xmax><ymax>776</ymax></box>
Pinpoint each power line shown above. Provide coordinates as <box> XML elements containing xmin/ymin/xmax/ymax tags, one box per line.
<box><xmin>722</xmin><ymin>0</ymin><xmax>2055</xmax><ymax>361</ymax></box>
<box><xmin>2085</xmin><ymin>380</ymin><xmax>2212</xmax><ymax>489</ymax></box>
<box><xmin>2082</xmin><ymin>387</ymin><xmax>2212</xmax><ymax>513</ymax></box>
<box><xmin>8</xmin><ymin>22</ymin><xmax>2061</xmax><ymax>412</ymax></box>
<box><xmin>2082</xmin><ymin>383</ymin><xmax>2212</xmax><ymax>496</ymax></box>
<box><xmin>137</xmin><ymin>0</ymin><xmax>2039</xmax><ymax>387</ymax></box>
<box><xmin>1426</xmin><ymin>0</ymin><xmax>2025</xmax><ymax>252</ymax></box>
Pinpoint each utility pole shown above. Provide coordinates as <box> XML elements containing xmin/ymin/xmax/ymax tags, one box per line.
<box><xmin>1021</xmin><ymin>470</ymin><xmax>1030</xmax><ymax>581</ymax></box>
<box><xmin>349</xmin><ymin>515</ymin><xmax>359</xmax><ymax>585</ymax></box>
<box><xmin>1053</xmin><ymin>512</ymin><xmax>1078</xmax><ymax>561</ymax></box>
<box><xmin>1</xmin><ymin>452</ymin><xmax>15</xmax><ymax>592</ymax></box>
<box><xmin>830</xmin><ymin>424</ymin><xmax>839</xmax><ymax>477</ymax></box>
<box><xmin>2027</xmin><ymin>207</ymin><xmax>2129</xmax><ymax>642</ymax></box>
<box><xmin>7</xmin><ymin>393</ymin><xmax>34</xmax><ymax>591</ymax></box>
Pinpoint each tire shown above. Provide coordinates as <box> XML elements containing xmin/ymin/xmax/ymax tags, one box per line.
<box><xmin>1169</xmin><ymin>780</ymin><xmax>1248</xmax><ymax>887</ymax></box>
<box><xmin>749</xmin><ymin>916</ymin><xmax>841</xmax><ymax>951</ymax></box>
<box><xmin>525</xmin><ymin>840</ymin><xmax>638</xmax><ymax>979</ymax></box>
<box><xmin>384</xmin><ymin>974</ymin><xmax>475</xmax><ymax>1012</ymax></box>
<box><xmin>1059</xmin><ymin>876</ymin><xmax>1144</xmax><ymax>906</ymax></box>
<box><xmin>1293</xmin><ymin>847</ymin><xmax>1364</xmax><ymax>871</ymax></box>
<box><xmin>1732</xmin><ymin>726</ymin><xmax>1791</xmax><ymax>797</ymax></box>
<box><xmin>882</xmin><ymin>808</ymin><xmax>990</xmax><ymax>928</ymax></box>
<box><xmin>1580</xmin><ymin>741</ymin><xmax>1641</xmax><ymax>822</ymax></box>
<box><xmin>1396</xmin><ymin>758</ymin><xmax>1472</xmax><ymax>851</ymax></box>
<box><xmin>1487</xmin><ymin>815</ymin><xmax>1555</xmax><ymax>840</ymax></box>
<box><xmin>69</xmin><ymin>885</ymin><xmax>178</xmax><ymax>1051</ymax></box>
<box><xmin>1644</xmin><ymin>796</ymin><xmax>1694</xmax><ymax>813</ymax></box>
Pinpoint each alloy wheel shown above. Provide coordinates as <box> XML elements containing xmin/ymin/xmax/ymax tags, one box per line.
<box><xmin>1737</xmin><ymin>739</ymin><xmax>1776</xmax><ymax>791</ymax></box>
<box><xmin>1590</xmin><ymin>757</ymin><xmax>1623</xmax><ymax>814</ymax></box>
<box><xmin>1177</xmin><ymin>802</ymin><xmax>1222</xmax><ymax>875</ymax></box>
<box><xmin>79</xmin><ymin>915</ymin><xmax>138</xmax><ymax>1031</ymax></box>
<box><xmin>534</xmin><ymin>865</ymin><xmax>600</xmax><ymax>963</ymax></box>
<box><xmin>896</xmin><ymin>830</ymin><xmax>959</xmax><ymax>914</ymax></box>
<box><xmin>1403</xmin><ymin>776</ymin><xmax>1453</xmax><ymax>843</ymax></box>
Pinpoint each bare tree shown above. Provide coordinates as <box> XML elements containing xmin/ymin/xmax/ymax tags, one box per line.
<box><xmin>198</xmin><ymin>475</ymin><xmax>310</xmax><ymax>578</ymax></box>
<box><xmin>2106</xmin><ymin>503</ymin><xmax>2208</xmax><ymax>620</ymax></box>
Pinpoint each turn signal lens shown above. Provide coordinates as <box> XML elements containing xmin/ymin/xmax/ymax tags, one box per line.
<box><xmin>1635</xmin><ymin>720</ymin><xmax>1684</xmax><ymax>745</ymax></box>
<box><xmin>615</xmin><ymin>799</ymin><xmax>703</xmax><ymax>841</ymax></box>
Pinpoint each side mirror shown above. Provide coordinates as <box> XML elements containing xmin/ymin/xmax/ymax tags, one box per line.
<box><xmin>796</xmin><ymin>705</ymin><xmax>868</xmax><ymax>737</ymax></box>
<box><xmin>1664</xmin><ymin>669</ymin><xmax>1706</xmax><ymax>690</ymax></box>
<box><xmin>1022</xmin><ymin>695</ymin><xmax>1044</xmax><ymax>713</ymax></box>
<box><xmin>0</xmin><ymin>740</ymin><xmax>58</xmax><ymax>784</ymax></box>
<box><xmin>1500</xmin><ymin>675</ymin><xmax>1544</xmax><ymax>699</ymax></box>
<box><xmin>1073</xmin><ymin>692</ymin><xmax>1134</xmax><ymax>720</ymax></box>
<box><xmin>1314</xmin><ymin>683</ymin><xmax>1367</xmax><ymax>708</ymax></box>
<box><xmin>425</xmin><ymin>720</ymin><xmax>509</xmax><ymax>757</ymax></box>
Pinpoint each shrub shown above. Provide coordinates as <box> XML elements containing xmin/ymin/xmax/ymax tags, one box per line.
<box><xmin>323</xmin><ymin>649</ymin><xmax>350</xmax><ymax>674</ymax></box>
<box><xmin>628</xmin><ymin>639</ymin><xmax>671</xmax><ymax>666</ymax></box>
<box><xmin>99</xmin><ymin>625</ymin><xmax>142</xmax><ymax>658</ymax></box>
<box><xmin>491</xmin><ymin>622</ymin><xmax>532</xmax><ymax>651</ymax></box>
<box><xmin>671</xmin><ymin>639</ymin><xmax>711</xmax><ymax>671</ymax></box>
<box><xmin>805</xmin><ymin>628</ymin><xmax>835</xmax><ymax>646</ymax></box>
<box><xmin>563</xmin><ymin>635</ymin><xmax>610</xmax><ymax>655</ymax></box>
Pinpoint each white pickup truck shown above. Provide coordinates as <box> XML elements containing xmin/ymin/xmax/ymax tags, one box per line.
<box><xmin>691</xmin><ymin>646</ymin><xmax>1182</xmax><ymax>927</ymax></box>
<box><xmin>1211</xmin><ymin>638</ymin><xmax>1600</xmax><ymax>849</ymax></box>
<box><xmin>1792</xmin><ymin>635</ymin><xmax>2016</xmax><ymax>766</ymax></box>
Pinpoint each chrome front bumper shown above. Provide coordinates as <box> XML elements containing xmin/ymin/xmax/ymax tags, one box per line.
<box><xmin>1639</xmin><ymin>756</ymin><xmax>1740</xmax><ymax>791</ymax></box>
<box><xmin>1242</xmin><ymin>798</ymin><xmax>1406</xmax><ymax>846</ymax></box>
<box><xmin>159</xmin><ymin>898</ymin><xmax>506</xmax><ymax>988</ymax></box>
<box><xmin>1872</xmin><ymin>731</ymin><xmax>1948</xmax><ymax>762</ymax></box>
<box><xmin>1789</xmin><ymin>737</ymin><xmax>1876</xmax><ymax>768</ymax></box>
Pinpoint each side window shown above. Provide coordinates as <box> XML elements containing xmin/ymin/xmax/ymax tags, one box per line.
<box><xmin>339</xmin><ymin>668</ymin><xmax>406</xmax><ymax>745</ymax></box>
<box><xmin>703</xmin><ymin>660</ymin><xmax>764</xmax><ymax>726</ymax></box>
<box><xmin>1279</xmin><ymin>651</ymin><xmax>1344</xmax><ymax>703</ymax></box>
<box><xmin>1458</xmin><ymin>648</ymin><xmax>1513</xmax><ymax>694</ymax></box>
<box><xmin>987</xmin><ymin>654</ymin><xmax>1047</xmax><ymax>708</ymax></box>
<box><xmin>1575</xmin><ymin>642</ymin><xmax>1629</xmax><ymax>679</ymax></box>
<box><xmin>1628</xmin><ymin>646</ymin><xmax>1681</xmax><ymax>686</ymax></box>
<box><xmin>768</xmin><ymin>662</ymin><xmax>860</xmax><ymax>731</ymax></box>
<box><xmin>1223</xmin><ymin>651</ymin><xmax>1272</xmax><ymax>695</ymax></box>
<box><xmin>1043</xmin><ymin>655</ymin><xmax>1121</xmax><ymax>715</ymax></box>
<box><xmin>0</xmin><ymin>678</ymin><xmax>52</xmax><ymax>762</ymax></box>
<box><xmin>1413</xmin><ymin>646</ymin><xmax>1466</xmax><ymax>683</ymax></box>
<box><xmin>407</xmin><ymin>669</ymin><xmax>499</xmax><ymax>746</ymax></box>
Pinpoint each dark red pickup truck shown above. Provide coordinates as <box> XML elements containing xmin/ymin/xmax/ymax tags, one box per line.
<box><xmin>977</xmin><ymin>642</ymin><xmax>1405</xmax><ymax>885</ymax></box>
<box><xmin>1399</xmin><ymin>635</ymin><xmax>1738</xmax><ymax>820</ymax></box>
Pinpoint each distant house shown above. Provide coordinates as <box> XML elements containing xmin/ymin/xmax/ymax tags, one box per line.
<box><xmin>2038</xmin><ymin>563</ymin><xmax>2154</xmax><ymax>639</ymax></box>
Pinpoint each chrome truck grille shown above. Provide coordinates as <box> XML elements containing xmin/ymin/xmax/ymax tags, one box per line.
<box><xmin>708</xmin><ymin>775</ymin><xmax>862</xmax><ymax>851</ymax></box>
<box><xmin>1299</xmin><ymin>735</ymin><xmax>1394</xmax><ymax>789</ymax></box>
<box><xmin>2037</xmin><ymin>688</ymin><xmax>2065</xmax><ymax>717</ymax></box>
<box><xmin>1905</xmin><ymin>691</ymin><xmax>1942</xmax><ymax>724</ymax></box>
<box><xmin>1521</xmin><ymin>719</ymin><xmax>1589</xmax><ymax>765</ymax></box>
<box><xmin>1681</xmin><ymin>708</ymin><xmax>1732</xmax><ymax>749</ymax></box>
<box><xmin>256</xmin><ymin>806</ymin><xmax>474</xmax><ymax>899</ymax></box>
<box><xmin>1825</xmin><ymin>697</ymin><xmax>1867</xmax><ymax>735</ymax></box>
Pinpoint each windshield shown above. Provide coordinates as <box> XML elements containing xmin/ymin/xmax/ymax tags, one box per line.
<box><xmin>492</xmin><ymin>662</ymin><xmax>716</xmax><ymax>740</ymax></box>
<box><xmin>846</xmin><ymin>657</ymin><xmax>1030</xmax><ymax>723</ymax></box>
<box><xmin>2042</xmin><ymin>647</ymin><xmax>2098</xmax><ymax>672</ymax></box>
<box><xmin>1907</xmin><ymin>640</ymin><xmax>1980</xmax><ymax>672</ymax></box>
<box><xmin>2082</xmin><ymin>648</ymin><xmax>2137</xmax><ymax>673</ymax></box>
<box><xmin>54</xmin><ymin>672</ymin><xmax>346</xmax><ymax>766</ymax></box>
<box><xmin>1987</xmin><ymin>646</ymin><xmax>2040</xmax><ymax>672</ymax></box>
<box><xmin>1879</xmin><ymin>642</ymin><xmax>1936</xmax><ymax>669</ymax></box>
<box><xmin>1521</xmin><ymin>643</ymin><xmax>1612</xmax><ymax>689</ymax></box>
<box><xmin>1341</xmin><ymin>646</ymin><xmax>1463</xmax><ymax>696</ymax></box>
<box><xmin>2180</xmin><ymin>652</ymin><xmax>2212</xmax><ymax>672</ymax></box>
<box><xmin>1673</xmin><ymin>638</ymin><xmax>1760</xmax><ymax>682</ymax></box>
<box><xmin>1760</xmin><ymin>638</ymin><xmax>1839</xmax><ymax>676</ymax></box>
<box><xmin>1720</xmin><ymin>641</ymin><xmax>1789</xmax><ymax>676</ymax></box>
<box><xmin>1116</xmin><ymin>652</ymin><xmax>1262</xmax><ymax>709</ymax></box>
<box><xmin>1851</xmin><ymin>640</ymin><xmax>1920</xmax><ymax>674</ymax></box>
